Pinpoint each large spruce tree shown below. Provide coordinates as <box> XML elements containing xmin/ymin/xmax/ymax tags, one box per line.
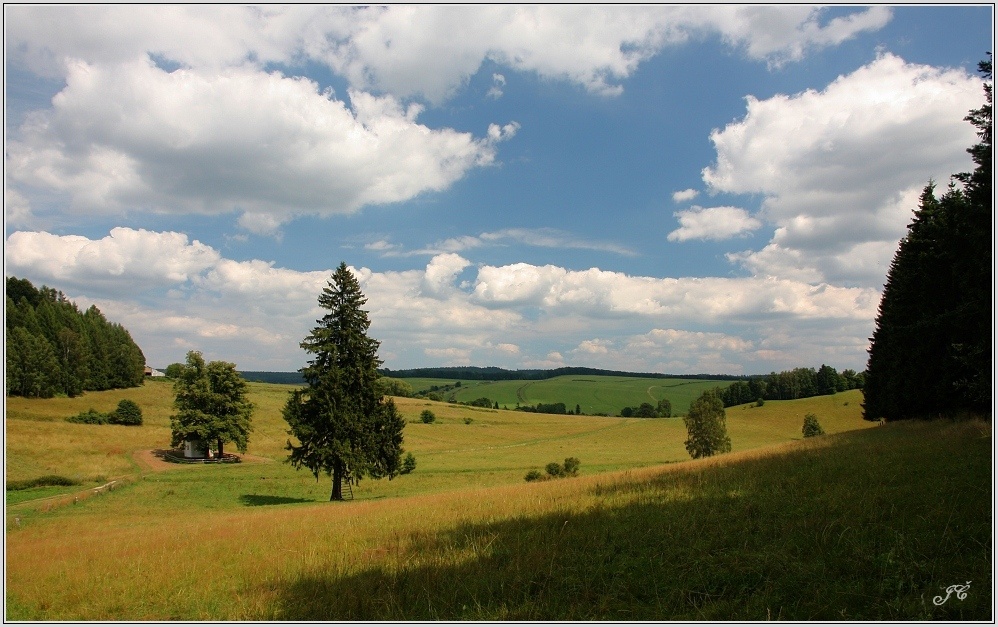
<box><xmin>283</xmin><ymin>262</ymin><xmax>406</xmax><ymax>501</ymax></box>
<box><xmin>865</xmin><ymin>56</ymin><xmax>992</xmax><ymax>421</ymax></box>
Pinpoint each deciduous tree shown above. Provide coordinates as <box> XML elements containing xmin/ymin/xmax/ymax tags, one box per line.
<box><xmin>170</xmin><ymin>351</ymin><xmax>254</xmax><ymax>458</ymax></box>
<box><xmin>683</xmin><ymin>390</ymin><xmax>731</xmax><ymax>459</ymax></box>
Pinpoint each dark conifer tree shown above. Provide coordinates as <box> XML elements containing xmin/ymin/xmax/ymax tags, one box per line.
<box><xmin>283</xmin><ymin>262</ymin><xmax>406</xmax><ymax>501</ymax></box>
<box><xmin>865</xmin><ymin>56</ymin><xmax>992</xmax><ymax>421</ymax></box>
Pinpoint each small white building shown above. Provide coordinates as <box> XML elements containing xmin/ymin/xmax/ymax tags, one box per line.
<box><xmin>183</xmin><ymin>439</ymin><xmax>211</xmax><ymax>459</ymax></box>
<box><xmin>144</xmin><ymin>367</ymin><xmax>166</xmax><ymax>377</ymax></box>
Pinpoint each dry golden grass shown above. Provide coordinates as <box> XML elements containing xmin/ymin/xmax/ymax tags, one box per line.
<box><xmin>6</xmin><ymin>418</ymin><xmax>990</xmax><ymax>620</ymax></box>
<box><xmin>7</xmin><ymin>380</ymin><xmax>887</xmax><ymax>620</ymax></box>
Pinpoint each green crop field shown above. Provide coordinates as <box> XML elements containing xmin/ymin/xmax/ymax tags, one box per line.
<box><xmin>5</xmin><ymin>380</ymin><xmax>991</xmax><ymax>620</ymax></box>
<box><xmin>403</xmin><ymin>375</ymin><xmax>730</xmax><ymax>415</ymax></box>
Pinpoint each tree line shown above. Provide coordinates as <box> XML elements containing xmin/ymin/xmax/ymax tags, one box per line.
<box><xmin>6</xmin><ymin>277</ymin><xmax>146</xmax><ymax>398</ymax></box>
<box><xmin>715</xmin><ymin>365</ymin><xmax>865</xmax><ymax>408</ymax></box>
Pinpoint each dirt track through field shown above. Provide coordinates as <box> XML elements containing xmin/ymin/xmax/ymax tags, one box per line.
<box><xmin>132</xmin><ymin>449</ymin><xmax>274</xmax><ymax>472</ymax></box>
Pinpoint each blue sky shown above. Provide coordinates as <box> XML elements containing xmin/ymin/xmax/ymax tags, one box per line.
<box><xmin>4</xmin><ymin>5</ymin><xmax>993</xmax><ymax>374</ymax></box>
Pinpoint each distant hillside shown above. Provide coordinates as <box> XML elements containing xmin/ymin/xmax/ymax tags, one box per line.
<box><xmin>231</xmin><ymin>367</ymin><xmax>739</xmax><ymax>386</ymax></box>
<box><xmin>379</xmin><ymin>366</ymin><xmax>743</xmax><ymax>382</ymax></box>
<box><xmin>237</xmin><ymin>371</ymin><xmax>305</xmax><ymax>385</ymax></box>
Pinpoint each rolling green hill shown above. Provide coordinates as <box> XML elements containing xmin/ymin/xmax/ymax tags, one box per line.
<box><xmin>404</xmin><ymin>374</ymin><xmax>731</xmax><ymax>416</ymax></box>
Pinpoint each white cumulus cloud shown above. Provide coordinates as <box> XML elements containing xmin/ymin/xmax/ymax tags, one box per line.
<box><xmin>5</xmin><ymin>57</ymin><xmax>515</xmax><ymax>226</ymax></box>
<box><xmin>5</xmin><ymin>227</ymin><xmax>885</xmax><ymax>372</ymax></box>
<box><xmin>6</xmin><ymin>6</ymin><xmax>893</xmax><ymax>104</ymax></box>
<box><xmin>672</xmin><ymin>188</ymin><xmax>700</xmax><ymax>203</ymax></box>
<box><xmin>703</xmin><ymin>53</ymin><xmax>982</xmax><ymax>287</ymax></box>
<box><xmin>5</xmin><ymin>228</ymin><xmax>220</xmax><ymax>293</ymax></box>
<box><xmin>668</xmin><ymin>206</ymin><xmax>762</xmax><ymax>242</ymax></box>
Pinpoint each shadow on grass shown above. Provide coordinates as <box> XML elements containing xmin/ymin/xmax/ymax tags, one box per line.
<box><xmin>239</xmin><ymin>494</ymin><xmax>314</xmax><ymax>506</ymax></box>
<box><xmin>257</xmin><ymin>424</ymin><xmax>991</xmax><ymax>622</ymax></box>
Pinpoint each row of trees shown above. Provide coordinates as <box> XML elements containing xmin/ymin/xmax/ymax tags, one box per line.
<box><xmin>6</xmin><ymin>277</ymin><xmax>145</xmax><ymax>398</ymax></box>
<box><xmin>716</xmin><ymin>365</ymin><xmax>865</xmax><ymax>408</ymax></box>
<box><xmin>865</xmin><ymin>56</ymin><xmax>992</xmax><ymax>422</ymax></box>
<box><xmin>621</xmin><ymin>399</ymin><xmax>672</xmax><ymax>418</ymax></box>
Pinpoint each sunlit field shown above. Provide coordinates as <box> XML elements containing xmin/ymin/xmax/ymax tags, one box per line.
<box><xmin>402</xmin><ymin>375</ymin><xmax>730</xmax><ymax>416</ymax></box>
<box><xmin>6</xmin><ymin>380</ymin><xmax>989</xmax><ymax>620</ymax></box>
<box><xmin>5</xmin><ymin>378</ymin><xmax>869</xmax><ymax>502</ymax></box>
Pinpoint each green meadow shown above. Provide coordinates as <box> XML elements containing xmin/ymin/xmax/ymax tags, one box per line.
<box><xmin>404</xmin><ymin>374</ymin><xmax>729</xmax><ymax>415</ymax></box>
<box><xmin>4</xmin><ymin>378</ymin><xmax>991</xmax><ymax>620</ymax></box>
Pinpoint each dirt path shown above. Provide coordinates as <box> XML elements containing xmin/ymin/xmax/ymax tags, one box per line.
<box><xmin>8</xmin><ymin>451</ymin><xmax>275</xmax><ymax>513</ymax></box>
<box><xmin>132</xmin><ymin>449</ymin><xmax>274</xmax><ymax>472</ymax></box>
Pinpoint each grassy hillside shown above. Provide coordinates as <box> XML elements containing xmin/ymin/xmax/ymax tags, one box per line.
<box><xmin>404</xmin><ymin>375</ymin><xmax>729</xmax><ymax>416</ymax></box>
<box><xmin>5</xmin><ymin>408</ymin><xmax>990</xmax><ymax>620</ymax></box>
<box><xmin>5</xmin><ymin>378</ymin><xmax>868</xmax><ymax>502</ymax></box>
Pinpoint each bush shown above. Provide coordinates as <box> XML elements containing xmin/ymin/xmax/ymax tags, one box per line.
<box><xmin>463</xmin><ymin>417</ymin><xmax>474</xmax><ymax>424</ymax></box>
<box><xmin>802</xmin><ymin>413</ymin><xmax>825</xmax><ymax>438</ymax></box>
<box><xmin>400</xmin><ymin>452</ymin><xmax>416</xmax><ymax>475</ymax></box>
<box><xmin>66</xmin><ymin>408</ymin><xmax>111</xmax><ymax>424</ymax></box>
<box><xmin>656</xmin><ymin>399</ymin><xmax>672</xmax><ymax>418</ymax></box>
<box><xmin>562</xmin><ymin>457</ymin><xmax>580</xmax><ymax>477</ymax></box>
<box><xmin>545</xmin><ymin>462</ymin><xmax>565</xmax><ymax>478</ymax></box>
<box><xmin>420</xmin><ymin>409</ymin><xmax>436</xmax><ymax>424</ymax></box>
<box><xmin>110</xmin><ymin>399</ymin><xmax>143</xmax><ymax>425</ymax></box>
<box><xmin>375</xmin><ymin>377</ymin><xmax>415</xmax><ymax>398</ymax></box>
<box><xmin>524</xmin><ymin>470</ymin><xmax>544</xmax><ymax>482</ymax></box>
<box><xmin>756</xmin><ymin>398</ymin><xmax>765</xmax><ymax>407</ymax></box>
<box><xmin>67</xmin><ymin>402</ymin><xmax>143</xmax><ymax>426</ymax></box>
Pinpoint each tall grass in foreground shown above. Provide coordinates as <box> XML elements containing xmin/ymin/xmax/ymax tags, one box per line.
<box><xmin>6</xmin><ymin>419</ymin><xmax>990</xmax><ymax>621</ymax></box>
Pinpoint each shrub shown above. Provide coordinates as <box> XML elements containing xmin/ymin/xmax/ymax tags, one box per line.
<box><xmin>400</xmin><ymin>452</ymin><xmax>416</xmax><ymax>475</ymax></box>
<box><xmin>756</xmin><ymin>398</ymin><xmax>765</xmax><ymax>407</ymax></box>
<box><xmin>110</xmin><ymin>399</ymin><xmax>143</xmax><ymax>425</ymax></box>
<box><xmin>633</xmin><ymin>402</ymin><xmax>658</xmax><ymax>418</ymax></box>
<box><xmin>420</xmin><ymin>409</ymin><xmax>436</xmax><ymax>424</ymax></box>
<box><xmin>562</xmin><ymin>457</ymin><xmax>580</xmax><ymax>477</ymax></box>
<box><xmin>802</xmin><ymin>413</ymin><xmax>825</xmax><ymax>438</ymax></box>
<box><xmin>375</xmin><ymin>377</ymin><xmax>414</xmax><ymax>398</ymax></box>
<box><xmin>463</xmin><ymin>417</ymin><xmax>473</xmax><ymax>424</ymax></box>
<box><xmin>656</xmin><ymin>399</ymin><xmax>672</xmax><ymax>418</ymax></box>
<box><xmin>529</xmin><ymin>457</ymin><xmax>582</xmax><ymax>482</ymax></box>
<box><xmin>66</xmin><ymin>408</ymin><xmax>111</xmax><ymax>425</ymax></box>
<box><xmin>524</xmin><ymin>470</ymin><xmax>544</xmax><ymax>482</ymax></box>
